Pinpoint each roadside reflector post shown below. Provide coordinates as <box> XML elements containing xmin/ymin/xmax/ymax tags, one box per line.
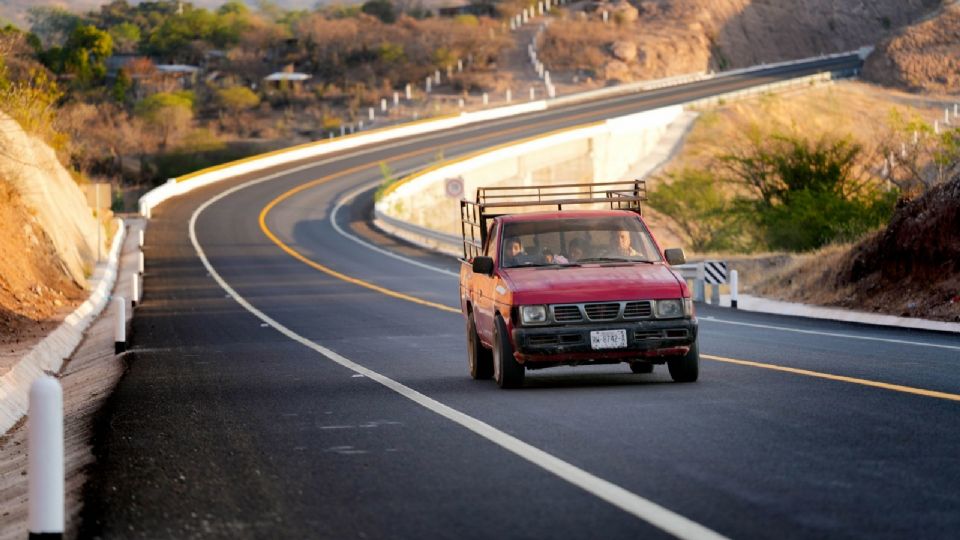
<box><xmin>368</xmin><ymin>107</ymin><xmax>374</xmax><ymax>121</ymax></box>
<box><xmin>114</xmin><ymin>296</ymin><xmax>126</xmax><ymax>354</ymax></box>
<box><xmin>529</xmin><ymin>86</ymin><xmax>536</xmax><ymax>100</ymax></box>
<box><xmin>694</xmin><ymin>263</ymin><xmax>705</xmax><ymax>303</ymax></box>
<box><xmin>29</xmin><ymin>376</ymin><xmax>64</xmax><ymax>540</ymax></box>
<box><xmin>482</xmin><ymin>92</ymin><xmax>488</xmax><ymax>106</ymax></box>
<box><xmin>137</xmin><ymin>251</ymin><xmax>144</xmax><ymax>275</ymax></box>
<box><xmin>393</xmin><ymin>92</ymin><xmax>399</xmax><ymax>106</ymax></box>
<box><xmin>506</xmin><ymin>88</ymin><xmax>512</xmax><ymax>103</ymax></box>
<box><xmin>131</xmin><ymin>274</ymin><xmax>140</xmax><ymax>307</ymax></box>
<box><xmin>380</xmin><ymin>99</ymin><xmax>387</xmax><ymax>112</ymax></box>
<box><xmin>405</xmin><ymin>84</ymin><xmax>412</xmax><ymax>100</ymax></box>
<box><xmin>138</xmin><ymin>229</ymin><xmax>144</xmax><ymax>248</ymax></box>
<box><xmin>730</xmin><ymin>269</ymin><xmax>739</xmax><ymax>309</ymax></box>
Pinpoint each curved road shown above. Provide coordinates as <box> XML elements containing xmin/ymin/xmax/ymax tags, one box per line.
<box><xmin>82</xmin><ymin>56</ymin><xmax>960</xmax><ymax>539</ymax></box>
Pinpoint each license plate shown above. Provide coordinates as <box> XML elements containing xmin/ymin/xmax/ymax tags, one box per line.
<box><xmin>590</xmin><ymin>329</ymin><xmax>627</xmax><ymax>350</ymax></box>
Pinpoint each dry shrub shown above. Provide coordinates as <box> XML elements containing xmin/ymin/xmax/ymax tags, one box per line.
<box><xmin>539</xmin><ymin>20</ymin><xmax>628</xmax><ymax>75</ymax></box>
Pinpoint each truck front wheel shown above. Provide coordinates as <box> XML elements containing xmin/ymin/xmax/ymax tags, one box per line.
<box><xmin>493</xmin><ymin>317</ymin><xmax>524</xmax><ymax>389</ymax></box>
<box><xmin>667</xmin><ymin>341</ymin><xmax>700</xmax><ymax>383</ymax></box>
<box><xmin>467</xmin><ymin>315</ymin><xmax>493</xmax><ymax>380</ymax></box>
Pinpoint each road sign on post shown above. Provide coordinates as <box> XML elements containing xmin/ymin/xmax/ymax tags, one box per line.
<box><xmin>445</xmin><ymin>177</ymin><xmax>464</xmax><ymax>199</ymax></box>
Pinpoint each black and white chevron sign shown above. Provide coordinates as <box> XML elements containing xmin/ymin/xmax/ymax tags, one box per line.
<box><xmin>704</xmin><ymin>261</ymin><xmax>728</xmax><ymax>284</ymax></box>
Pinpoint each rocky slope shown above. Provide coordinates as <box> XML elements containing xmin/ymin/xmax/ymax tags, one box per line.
<box><xmin>0</xmin><ymin>112</ymin><xmax>102</xmax><ymax>345</ymax></box>
<box><xmin>542</xmin><ymin>0</ymin><xmax>941</xmax><ymax>83</ymax></box>
<box><xmin>862</xmin><ymin>3</ymin><xmax>960</xmax><ymax>94</ymax></box>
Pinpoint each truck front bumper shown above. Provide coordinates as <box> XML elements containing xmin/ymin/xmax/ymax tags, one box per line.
<box><xmin>511</xmin><ymin>318</ymin><xmax>698</xmax><ymax>364</ymax></box>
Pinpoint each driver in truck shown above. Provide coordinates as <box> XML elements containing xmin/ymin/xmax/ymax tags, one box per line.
<box><xmin>613</xmin><ymin>229</ymin><xmax>641</xmax><ymax>257</ymax></box>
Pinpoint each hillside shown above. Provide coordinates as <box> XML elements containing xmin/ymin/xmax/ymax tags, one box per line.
<box><xmin>745</xmin><ymin>174</ymin><xmax>960</xmax><ymax>322</ymax></box>
<box><xmin>863</xmin><ymin>3</ymin><xmax>960</xmax><ymax>94</ymax></box>
<box><xmin>541</xmin><ymin>0</ymin><xmax>940</xmax><ymax>83</ymax></box>
<box><xmin>0</xmin><ymin>112</ymin><xmax>103</xmax><ymax>347</ymax></box>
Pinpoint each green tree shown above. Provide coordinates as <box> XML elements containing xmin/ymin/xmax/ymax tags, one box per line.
<box><xmin>135</xmin><ymin>91</ymin><xmax>194</xmax><ymax>150</ymax></box>
<box><xmin>112</xmin><ymin>68</ymin><xmax>131</xmax><ymax>102</ymax></box>
<box><xmin>108</xmin><ymin>22</ymin><xmax>141</xmax><ymax>53</ymax></box>
<box><xmin>217</xmin><ymin>85</ymin><xmax>260</xmax><ymax>112</ymax></box>
<box><xmin>648</xmin><ymin>168</ymin><xmax>749</xmax><ymax>252</ymax></box>
<box><xmin>721</xmin><ymin>132</ymin><xmax>896</xmax><ymax>251</ymax></box>
<box><xmin>362</xmin><ymin>0</ymin><xmax>396</xmax><ymax>23</ymax></box>
<box><xmin>63</xmin><ymin>24</ymin><xmax>114</xmax><ymax>87</ymax></box>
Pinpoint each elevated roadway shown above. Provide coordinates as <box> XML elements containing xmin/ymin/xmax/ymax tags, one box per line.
<box><xmin>81</xmin><ymin>55</ymin><xmax>960</xmax><ymax>539</ymax></box>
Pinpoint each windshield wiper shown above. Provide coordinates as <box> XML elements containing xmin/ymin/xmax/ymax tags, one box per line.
<box><xmin>578</xmin><ymin>257</ymin><xmax>656</xmax><ymax>264</ymax></box>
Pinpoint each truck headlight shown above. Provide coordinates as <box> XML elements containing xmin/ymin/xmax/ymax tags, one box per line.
<box><xmin>520</xmin><ymin>305</ymin><xmax>548</xmax><ymax>325</ymax></box>
<box><xmin>655</xmin><ymin>299</ymin><xmax>683</xmax><ymax>319</ymax></box>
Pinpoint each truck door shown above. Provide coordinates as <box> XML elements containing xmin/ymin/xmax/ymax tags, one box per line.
<box><xmin>474</xmin><ymin>223</ymin><xmax>499</xmax><ymax>344</ymax></box>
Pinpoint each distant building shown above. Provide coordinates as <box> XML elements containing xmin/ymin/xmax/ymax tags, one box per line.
<box><xmin>263</xmin><ymin>72</ymin><xmax>312</xmax><ymax>94</ymax></box>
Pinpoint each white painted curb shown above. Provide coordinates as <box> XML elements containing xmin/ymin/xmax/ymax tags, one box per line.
<box><xmin>0</xmin><ymin>218</ymin><xmax>126</xmax><ymax>434</ymax></box>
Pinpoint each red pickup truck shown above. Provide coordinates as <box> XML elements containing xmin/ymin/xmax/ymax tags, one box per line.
<box><xmin>459</xmin><ymin>181</ymin><xmax>698</xmax><ymax>388</ymax></box>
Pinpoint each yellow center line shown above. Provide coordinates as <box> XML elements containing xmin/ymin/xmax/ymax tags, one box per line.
<box><xmin>253</xmin><ymin>109</ymin><xmax>960</xmax><ymax>405</ymax></box>
<box><xmin>703</xmin><ymin>354</ymin><xmax>960</xmax><ymax>402</ymax></box>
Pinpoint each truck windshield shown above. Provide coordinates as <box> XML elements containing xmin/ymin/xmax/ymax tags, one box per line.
<box><xmin>500</xmin><ymin>216</ymin><xmax>662</xmax><ymax>268</ymax></box>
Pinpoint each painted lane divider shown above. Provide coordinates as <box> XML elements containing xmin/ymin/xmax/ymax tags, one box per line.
<box><xmin>28</xmin><ymin>376</ymin><xmax>64</xmax><ymax>540</ymax></box>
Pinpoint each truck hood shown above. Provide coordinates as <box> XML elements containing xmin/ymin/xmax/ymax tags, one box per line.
<box><xmin>500</xmin><ymin>264</ymin><xmax>685</xmax><ymax>304</ymax></box>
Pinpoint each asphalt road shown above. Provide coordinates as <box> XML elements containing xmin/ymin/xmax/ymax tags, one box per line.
<box><xmin>81</xmin><ymin>57</ymin><xmax>960</xmax><ymax>539</ymax></box>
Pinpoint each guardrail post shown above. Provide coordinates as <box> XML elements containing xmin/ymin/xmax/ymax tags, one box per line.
<box><xmin>131</xmin><ymin>274</ymin><xmax>140</xmax><ymax>307</ymax></box>
<box><xmin>730</xmin><ymin>269</ymin><xmax>738</xmax><ymax>309</ymax></box>
<box><xmin>711</xmin><ymin>282</ymin><xmax>720</xmax><ymax>305</ymax></box>
<box><xmin>694</xmin><ymin>263</ymin><xmax>705</xmax><ymax>302</ymax></box>
<box><xmin>114</xmin><ymin>296</ymin><xmax>126</xmax><ymax>354</ymax></box>
<box><xmin>29</xmin><ymin>376</ymin><xmax>64</xmax><ymax>540</ymax></box>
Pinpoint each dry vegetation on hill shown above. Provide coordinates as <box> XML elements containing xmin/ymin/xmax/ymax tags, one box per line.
<box><xmin>863</xmin><ymin>3</ymin><xmax>960</xmax><ymax>94</ymax></box>
<box><xmin>540</xmin><ymin>0</ymin><xmax>940</xmax><ymax>83</ymax></box>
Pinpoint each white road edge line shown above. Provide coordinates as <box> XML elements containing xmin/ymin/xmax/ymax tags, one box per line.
<box><xmin>190</xmin><ymin>176</ymin><xmax>729</xmax><ymax>540</ymax></box>
<box><xmin>330</xmin><ymin>179</ymin><xmax>460</xmax><ymax>277</ymax></box>
<box><xmin>700</xmin><ymin>317</ymin><xmax>960</xmax><ymax>351</ymax></box>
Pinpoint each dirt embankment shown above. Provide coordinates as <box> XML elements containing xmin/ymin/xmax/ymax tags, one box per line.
<box><xmin>0</xmin><ymin>112</ymin><xmax>103</xmax><ymax>347</ymax></box>
<box><xmin>744</xmin><ymin>175</ymin><xmax>960</xmax><ymax>322</ymax></box>
<box><xmin>542</xmin><ymin>0</ymin><xmax>940</xmax><ymax>83</ymax></box>
<box><xmin>863</xmin><ymin>3</ymin><xmax>960</xmax><ymax>94</ymax></box>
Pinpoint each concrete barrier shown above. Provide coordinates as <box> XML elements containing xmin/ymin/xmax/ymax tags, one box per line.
<box><xmin>377</xmin><ymin>106</ymin><xmax>684</xmax><ymax>240</ymax></box>
<box><xmin>0</xmin><ymin>219</ymin><xmax>126</xmax><ymax>434</ymax></box>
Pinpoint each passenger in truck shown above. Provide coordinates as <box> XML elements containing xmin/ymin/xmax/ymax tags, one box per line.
<box><xmin>612</xmin><ymin>229</ymin><xmax>641</xmax><ymax>257</ymax></box>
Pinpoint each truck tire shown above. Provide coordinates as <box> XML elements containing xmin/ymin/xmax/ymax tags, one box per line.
<box><xmin>629</xmin><ymin>362</ymin><xmax>653</xmax><ymax>374</ymax></box>
<box><xmin>493</xmin><ymin>317</ymin><xmax>524</xmax><ymax>389</ymax></box>
<box><xmin>467</xmin><ymin>315</ymin><xmax>493</xmax><ymax>380</ymax></box>
<box><xmin>667</xmin><ymin>341</ymin><xmax>699</xmax><ymax>383</ymax></box>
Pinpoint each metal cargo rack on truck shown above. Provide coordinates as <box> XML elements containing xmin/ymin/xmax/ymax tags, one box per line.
<box><xmin>458</xmin><ymin>180</ymin><xmax>647</xmax><ymax>260</ymax></box>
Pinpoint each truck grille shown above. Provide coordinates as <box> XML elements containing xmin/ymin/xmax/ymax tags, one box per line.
<box><xmin>584</xmin><ymin>303</ymin><xmax>620</xmax><ymax>320</ymax></box>
<box><xmin>623</xmin><ymin>301</ymin><xmax>653</xmax><ymax>319</ymax></box>
<box><xmin>552</xmin><ymin>305</ymin><xmax>583</xmax><ymax>322</ymax></box>
<box><xmin>549</xmin><ymin>300</ymin><xmax>659</xmax><ymax>323</ymax></box>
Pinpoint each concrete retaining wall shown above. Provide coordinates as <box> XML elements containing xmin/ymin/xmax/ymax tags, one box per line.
<box><xmin>377</xmin><ymin>106</ymin><xmax>684</xmax><ymax>237</ymax></box>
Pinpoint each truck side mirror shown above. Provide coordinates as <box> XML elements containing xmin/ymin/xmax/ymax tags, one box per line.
<box><xmin>664</xmin><ymin>248</ymin><xmax>686</xmax><ymax>266</ymax></box>
<box><xmin>472</xmin><ymin>256</ymin><xmax>494</xmax><ymax>275</ymax></box>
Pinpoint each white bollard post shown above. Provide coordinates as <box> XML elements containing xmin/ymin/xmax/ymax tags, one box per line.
<box><xmin>114</xmin><ymin>296</ymin><xmax>126</xmax><ymax>354</ymax></box>
<box><xmin>603</xmin><ymin>10</ymin><xmax>608</xmax><ymax>23</ymax></box>
<box><xmin>530</xmin><ymin>86</ymin><xmax>536</xmax><ymax>100</ymax></box>
<box><xmin>137</xmin><ymin>250</ymin><xmax>144</xmax><ymax>275</ymax></box>
<box><xmin>510</xmin><ymin>19</ymin><xmax>516</xmax><ymax>30</ymax></box>
<box><xmin>935</xmin><ymin>120</ymin><xmax>940</xmax><ymax>134</ymax></box>
<box><xmin>544</xmin><ymin>71</ymin><xmax>551</xmax><ymax>86</ymax></box>
<box><xmin>482</xmin><ymin>92</ymin><xmax>488</xmax><ymax>105</ymax></box>
<box><xmin>358</xmin><ymin>120</ymin><xmax>364</xmax><ymax>130</ymax></box>
<box><xmin>547</xmin><ymin>83</ymin><xmax>556</xmax><ymax>98</ymax></box>
<box><xmin>405</xmin><ymin>84</ymin><xmax>412</xmax><ymax>100</ymax></box>
<box><xmin>138</xmin><ymin>229</ymin><xmax>144</xmax><ymax>248</ymax></box>
<box><xmin>28</xmin><ymin>376</ymin><xmax>64</xmax><ymax>540</ymax></box>
<box><xmin>946</xmin><ymin>108</ymin><xmax>951</xmax><ymax>124</ymax></box>
<box><xmin>381</xmin><ymin>98</ymin><xmax>387</xmax><ymax>112</ymax></box>
<box><xmin>426</xmin><ymin>77</ymin><xmax>432</xmax><ymax>93</ymax></box>
<box><xmin>329</xmin><ymin>132</ymin><xmax>333</xmax><ymax>139</ymax></box>
<box><xmin>458</xmin><ymin>98</ymin><xmax>464</xmax><ymax>108</ymax></box>
<box><xmin>368</xmin><ymin>107</ymin><xmax>375</xmax><ymax>121</ymax></box>
<box><xmin>434</xmin><ymin>70</ymin><xmax>441</xmax><ymax>84</ymax></box>
<box><xmin>349</xmin><ymin>124</ymin><xmax>355</xmax><ymax>134</ymax></box>
<box><xmin>393</xmin><ymin>92</ymin><xmax>399</xmax><ymax>106</ymax></box>
<box><xmin>457</xmin><ymin>59</ymin><xmax>463</xmax><ymax>72</ymax></box>
<box><xmin>506</xmin><ymin>89</ymin><xmax>512</xmax><ymax>103</ymax></box>
<box><xmin>730</xmin><ymin>270</ymin><xmax>739</xmax><ymax>309</ymax></box>
<box><xmin>131</xmin><ymin>274</ymin><xmax>140</xmax><ymax>307</ymax></box>
<box><xmin>340</xmin><ymin>125</ymin><xmax>345</xmax><ymax>136</ymax></box>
